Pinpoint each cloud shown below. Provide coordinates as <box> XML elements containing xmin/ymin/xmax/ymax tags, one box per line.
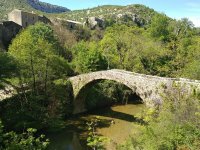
<box><xmin>188</xmin><ymin>17</ymin><xmax>200</xmax><ymax>27</ymax></box>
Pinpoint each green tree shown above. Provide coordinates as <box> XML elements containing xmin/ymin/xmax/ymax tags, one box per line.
<box><xmin>0</xmin><ymin>52</ymin><xmax>17</xmax><ymax>80</ymax></box>
<box><xmin>72</xmin><ymin>41</ymin><xmax>107</xmax><ymax>73</ymax></box>
<box><xmin>100</xmin><ymin>25</ymin><xmax>131</xmax><ymax>69</ymax></box>
<box><xmin>148</xmin><ymin>13</ymin><xmax>170</xmax><ymax>42</ymax></box>
<box><xmin>87</xmin><ymin>117</ymin><xmax>109</xmax><ymax>150</ymax></box>
<box><xmin>119</xmin><ymin>84</ymin><xmax>200</xmax><ymax>150</ymax></box>
<box><xmin>100</xmin><ymin>25</ymin><xmax>172</xmax><ymax>76</ymax></box>
<box><xmin>6</xmin><ymin>23</ymin><xmax>72</xmax><ymax>130</ymax></box>
<box><xmin>170</xmin><ymin>36</ymin><xmax>200</xmax><ymax>78</ymax></box>
<box><xmin>182</xmin><ymin>60</ymin><xmax>200</xmax><ymax>80</ymax></box>
<box><xmin>9</xmin><ymin>22</ymin><xmax>70</xmax><ymax>94</ymax></box>
<box><xmin>0</xmin><ymin>120</ymin><xmax>49</xmax><ymax>150</ymax></box>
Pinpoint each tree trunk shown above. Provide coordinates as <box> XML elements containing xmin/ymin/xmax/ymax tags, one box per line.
<box><xmin>30</xmin><ymin>55</ymin><xmax>36</xmax><ymax>94</ymax></box>
<box><xmin>44</xmin><ymin>59</ymin><xmax>49</xmax><ymax>95</ymax></box>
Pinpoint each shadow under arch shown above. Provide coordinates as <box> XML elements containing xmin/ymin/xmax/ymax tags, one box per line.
<box><xmin>73</xmin><ymin>79</ymin><xmax>144</xmax><ymax>117</ymax></box>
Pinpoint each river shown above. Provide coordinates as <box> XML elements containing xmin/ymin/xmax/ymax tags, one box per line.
<box><xmin>47</xmin><ymin>102</ymin><xmax>145</xmax><ymax>150</ymax></box>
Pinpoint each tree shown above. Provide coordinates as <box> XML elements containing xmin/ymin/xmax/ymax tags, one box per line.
<box><xmin>0</xmin><ymin>52</ymin><xmax>17</xmax><ymax>80</ymax></box>
<box><xmin>72</xmin><ymin>41</ymin><xmax>107</xmax><ymax>74</ymax></box>
<box><xmin>52</xmin><ymin>24</ymin><xmax>77</xmax><ymax>61</ymax></box>
<box><xmin>0</xmin><ymin>120</ymin><xmax>49</xmax><ymax>150</ymax></box>
<box><xmin>87</xmin><ymin>117</ymin><xmax>109</xmax><ymax>150</ymax></box>
<box><xmin>100</xmin><ymin>25</ymin><xmax>172</xmax><ymax>76</ymax></box>
<box><xmin>0</xmin><ymin>52</ymin><xmax>18</xmax><ymax>91</ymax></box>
<box><xmin>100</xmin><ymin>25</ymin><xmax>131</xmax><ymax>69</ymax></box>
<box><xmin>182</xmin><ymin>60</ymin><xmax>200</xmax><ymax>80</ymax></box>
<box><xmin>9</xmin><ymin>22</ymin><xmax>71</xmax><ymax>94</ymax></box>
<box><xmin>148</xmin><ymin>13</ymin><xmax>170</xmax><ymax>42</ymax></box>
<box><xmin>119</xmin><ymin>84</ymin><xmax>200</xmax><ymax>150</ymax></box>
<box><xmin>7</xmin><ymin>23</ymin><xmax>72</xmax><ymax>130</ymax></box>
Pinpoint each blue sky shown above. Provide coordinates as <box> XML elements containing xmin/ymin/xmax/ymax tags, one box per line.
<box><xmin>40</xmin><ymin>0</ymin><xmax>200</xmax><ymax>27</ymax></box>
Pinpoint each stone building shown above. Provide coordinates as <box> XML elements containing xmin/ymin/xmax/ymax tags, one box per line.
<box><xmin>0</xmin><ymin>21</ymin><xmax>22</xmax><ymax>49</ymax></box>
<box><xmin>51</xmin><ymin>18</ymin><xmax>83</xmax><ymax>30</ymax></box>
<box><xmin>8</xmin><ymin>9</ymin><xmax>51</xmax><ymax>28</ymax></box>
<box><xmin>0</xmin><ymin>24</ymin><xmax>4</xmax><ymax>49</ymax></box>
<box><xmin>0</xmin><ymin>9</ymin><xmax>51</xmax><ymax>50</ymax></box>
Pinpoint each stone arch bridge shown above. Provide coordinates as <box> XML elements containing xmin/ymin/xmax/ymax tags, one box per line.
<box><xmin>68</xmin><ymin>69</ymin><xmax>200</xmax><ymax>114</ymax></box>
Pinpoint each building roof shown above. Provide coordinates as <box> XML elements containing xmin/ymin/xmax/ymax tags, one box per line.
<box><xmin>66</xmin><ymin>19</ymin><xmax>83</xmax><ymax>25</ymax></box>
<box><xmin>54</xmin><ymin>18</ymin><xmax>83</xmax><ymax>25</ymax></box>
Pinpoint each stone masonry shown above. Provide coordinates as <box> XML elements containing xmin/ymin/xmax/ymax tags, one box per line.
<box><xmin>8</xmin><ymin>9</ymin><xmax>51</xmax><ymax>28</ymax></box>
<box><xmin>69</xmin><ymin>69</ymin><xmax>200</xmax><ymax>114</ymax></box>
<box><xmin>0</xmin><ymin>21</ymin><xmax>22</xmax><ymax>49</ymax></box>
<box><xmin>0</xmin><ymin>9</ymin><xmax>51</xmax><ymax>50</ymax></box>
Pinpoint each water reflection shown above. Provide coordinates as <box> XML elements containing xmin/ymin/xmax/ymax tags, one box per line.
<box><xmin>48</xmin><ymin>131</ymin><xmax>83</xmax><ymax>150</ymax></box>
<box><xmin>47</xmin><ymin>103</ymin><xmax>145</xmax><ymax>150</ymax></box>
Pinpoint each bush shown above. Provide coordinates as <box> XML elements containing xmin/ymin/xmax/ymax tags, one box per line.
<box><xmin>118</xmin><ymin>84</ymin><xmax>200</xmax><ymax>150</ymax></box>
<box><xmin>0</xmin><ymin>120</ymin><xmax>49</xmax><ymax>150</ymax></box>
<box><xmin>85</xmin><ymin>80</ymin><xmax>133</xmax><ymax>110</ymax></box>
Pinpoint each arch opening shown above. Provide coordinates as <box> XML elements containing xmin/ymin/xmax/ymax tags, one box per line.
<box><xmin>73</xmin><ymin>79</ymin><xmax>143</xmax><ymax>114</ymax></box>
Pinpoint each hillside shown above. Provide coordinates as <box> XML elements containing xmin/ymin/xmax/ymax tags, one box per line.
<box><xmin>57</xmin><ymin>4</ymin><xmax>158</xmax><ymax>26</ymax></box>
<box><xmin>0</xmin><ymin>0</ymin><xmax>70</xmax><ymax>21</ymax></box>
<box><xmin>0</xmin><ymin>0</ymin><xmax>32</xmax><ymax>21</ymax></box>
<box><xmin>27</xmin><ymin>0</ymin><xmax>70</xmax><ymax>13</ymax></box>
<box><xmin>0</xmin><ymin>1</ymin><xmax>160</xmax><ymax>26</ymax></box>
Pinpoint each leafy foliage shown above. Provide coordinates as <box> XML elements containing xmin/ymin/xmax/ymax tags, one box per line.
<box><xmin>100</xmin><ymin>25</ymin><xmax>173</xmax><ymax>76</ymax></box>
<box><xmin>118</xmin><ymin>84</ymin><xmax>200</xmax><ymax>150</ymax></box>
<box><xmin>9</xmin><ymin>22</ymin><xmax>71</xmax><ymax>94</ymax></box>
<box><xmin>0</xmin><ymin>0</ymin><xmax>70</xmax><ymax>21</ymax></box>
<box><xmin>71</xmin><ymin>41</ymin><xmax>108</xmax><ymax>73</ymax></box>
<box><xmin>0</xmin><ymin>120</ymin><xmax>49</xmax><ymax>150</ymax></box>
<box><xmin>0</xmin><ymin>52</ymin><xmax>17</xmax><ymax>80</ymax></box>
<box><xmin>1</xmin><ymin>23</ymin><xmax>73</xmax><ymax>130</ymax></box>
<box><xmin>87</xmin><ymin>117</ymin><xmax>109</xmax><ymax>150</ymax></box>
<box><xmin>85</xmin><ymin>80</ymin><xmax>133</xmax><ymax>110</ymax></box>
<box><xmin>0</xmin><ymin>0</ymin><xmax>33</xmax><ymax>21</ymax></box>
<box><xmin>58</xmin><ymin>4</ymin><xmax>157</xmax><ymax>26</ymax></box>
<box><xmin>148</xmin><ymin>13</ymin><xmax>170</xmax><ymax>42</ymax></box>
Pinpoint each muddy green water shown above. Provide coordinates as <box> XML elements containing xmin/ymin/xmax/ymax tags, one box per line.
<box><xmin>47</xmin><ymin>103</ymin><xmax>145</xmax><ymax>150</ymax></box>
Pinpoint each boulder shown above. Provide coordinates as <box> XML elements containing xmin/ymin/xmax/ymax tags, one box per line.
<box><xmin>84</xmin><ymin>17</ymin><xmax>105</xmax><ymax>29</ymax></box>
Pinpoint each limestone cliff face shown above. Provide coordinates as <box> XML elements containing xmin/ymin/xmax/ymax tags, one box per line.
<box><xmin>27</xmin><ymin>0</ymin><xmax>70</xmax><ymax>13</ymax></box>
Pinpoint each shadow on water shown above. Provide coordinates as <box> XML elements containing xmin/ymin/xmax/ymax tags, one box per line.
<box><xmin>84</xmin><ymin>93</ymin><xmax>146</xmax><ymax>126</ymax></box>
<box><xmin>47</xmin><ymin>94</ymin><xmax>146</xmax><ymax>150</ymax></box>
<box><xmin>89</xmin><ymin>107</ymin><xmax>146</xmax><ymax>126</ymax></box>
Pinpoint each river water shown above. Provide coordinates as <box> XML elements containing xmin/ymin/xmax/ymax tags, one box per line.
<box><xmin>47</xmin><ymin>103</ymin><xmax>145</xmax><ymax>150</ymax></box>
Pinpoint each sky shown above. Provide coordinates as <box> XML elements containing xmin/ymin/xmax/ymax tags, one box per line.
<box><xmin>40</xmin><ymin>0</ymin><xmax>200</xmax><ymax>27</ymax></box>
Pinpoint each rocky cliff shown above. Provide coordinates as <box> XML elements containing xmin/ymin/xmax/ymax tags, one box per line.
<box><xmin>27</xmin><ymin>0</ymin><xmax>70</xmax><ymax>13</ymax></box>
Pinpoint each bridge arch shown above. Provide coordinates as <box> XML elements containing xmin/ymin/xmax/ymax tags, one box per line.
<box><xmin>75</xmin><ymin>79</ymin><xmax>143</xmax><ymax>113</ymax></box>
<box><xmin>69</xmin><ymin>70</ymin><xmax>160</xmax><ymax>114</ymax></box>
<box><xmin>69</xmin><ymin>69</ymin><xmax>200</xmax><ymax>114</ymax></box>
